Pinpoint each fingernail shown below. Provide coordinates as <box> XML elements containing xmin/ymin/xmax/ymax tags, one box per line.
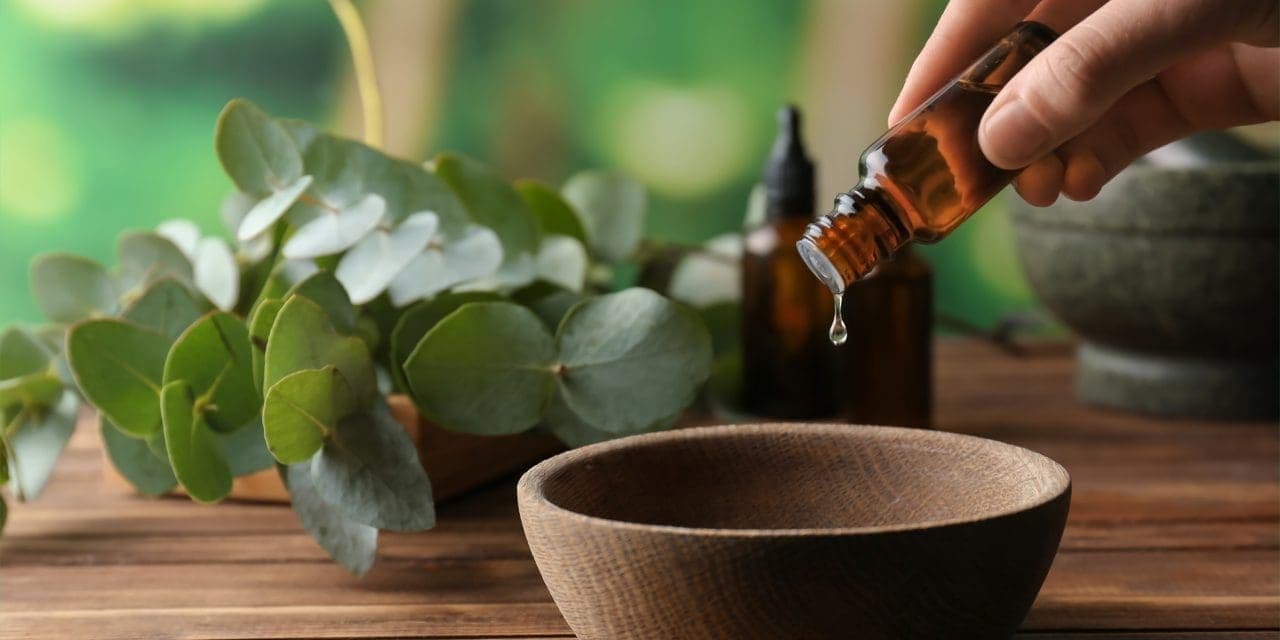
<box><xmin>982</xmin><ymin>98</ymin><xmax>1049</xmax><ymax>168</ymax></box>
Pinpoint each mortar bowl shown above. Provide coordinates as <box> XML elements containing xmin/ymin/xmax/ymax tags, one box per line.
<box><xmin>518</xmin><ymin>423</ymin><xmax>1071</xmax><ymax>639</ymax></box>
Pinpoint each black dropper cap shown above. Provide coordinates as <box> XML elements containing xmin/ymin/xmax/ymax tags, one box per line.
<box><xmin>762</xmin><ymin>104</ymin><xmax>816</xmax><ymax>219</ymax></box>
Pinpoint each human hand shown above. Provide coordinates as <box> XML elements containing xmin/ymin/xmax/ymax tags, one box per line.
<box><xmin>888</xmin><ymin>0</ymin><xmax>1279</xmax><ymax>206</ymax></box>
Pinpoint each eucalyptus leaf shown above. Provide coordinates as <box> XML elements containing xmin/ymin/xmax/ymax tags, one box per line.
<box><xmin>561</xmin><ymin>170</ymin><xmax>647</xmax><ymax>263</ymax></box>
<box><xmin>283</xmin><ymin>462</ymin><xmax>377</xmax><ymax>576</ymax></box>
<box><xmin>161</xmin><ymin>380</ymin><xmax>230</xmax><ymax>503</ymax></box>
<box><xmin>5</xmin><ymin>391</ymin><xmax>77</xmax><ymax>501</ymax></box>
<box><xmin>404</xmin><ymin>302</ymin><xmax>555</xmax><ymax>435</ymax></box>
<box><xmin>433</xmin><ymin>153</ymin><xmax>540</xmax><ymax>259</ymax></box>
<box><xmin>263</xmin><ymin>367</ymin><xmax>356</xmax><ymax>464</ymax></box>
<box><xmin>455</xmin><ymin>251</ymin><xmax>536</xmax><ymax>293</ymax></box>
<box><xmin>156</xmin><ymin>219</ymin><xmax>200</xmax><ymax>257</ymax></box>
<box><xmin>264</xmin><ymin>296</ymin><xmax>375</xmax><ymax>402</ymax></box>
<box><xmin>236</xmin><ymin>174</ymin><xmax>314</xmax><ymax>242</ymax></box>
<box><xmin>283</xmin><ymin>193</ymin><xmax>385</xmax><ymax>260</ymax></box>
<box><xmin>667</xmin><ymin>233</ymin><xmax>741</xmax><ymax>308</ymax></box>
<box><xmin>0</xmin><ymin>374</ymin><xmax>63</xmax><ymax>412</ymax></box>
<box><xmin>278</xmin><ymin>118</ymin><xmax>319</xmax><ymax>154</ymax></box>
<box><xmin>387</xmin><ymin>292</ymin><xmax>502</xmax><ymax>393</ymax></box>
<box><xmin>311</xmin><ymin>400</ymin><xmax>434</xmax><ymax>531</ymax></box>
<box><xmin>512</xmin><ymin>284</ymin><xmax>587</xmax><ymax>331</ymax></box>
<box><xmin>215</xmin><ymin>98</ymin><xmax>304</xmax><ymax>196</ymax></box>
<box><xmin>218</xmin><ymin>417</ymin><xmax>275</xmax><ymax>477</ymax></box>
<box><xmin>535</xmin><ymin>235</ymin><xmax>588</xmax><ymax>293</ymax></box>
<box><xmin>164</xmin><ymin>312</ymin><xmax>259</xmax><ymax>433</ymax></box>
<box><xmin>284</xmin><ymin>271</ymin><xmax>356</xmax><ymax>334</ymax></box>
<box><xmin>30</xmin><ymin>254</ymin><xmax>118</xmax><ymax>323</ymax></box>
<box><xmin>67</xmin><ymin>319</ymin><xmax>170</xmax><ymax>437</ymax></box>
<box><xmin>248</xmin><ymin>298</ymin><xmax>283</xmax><ymax>394</ymax></box>
<box><xmin>0</xmin><ymin>327</ymin><xmax>52</xmax><ymax>379</ymax></box>
<box><xmin>100</xmin><ymin>416</ymin><xmax>176</xmax><ymax>497</ymax></box>
<box><xmin>122</xmin><ymin>279</ymin><xmax>210</xmax><ymax>341</ymax></box>
<box><xmin>555</xmin><ymin>288</ymin><xmax>711</xmax><ymax>434</ymax></box>
<box><xmin>386</xmin><ymin>225</ymin><xmax>503</xmax><ymax>306</ymax></box>
<box><xmin>336</xmin><ymin>212</ymin><xmax>438</xmax><ymax>305</ymax></box>
<box><xmin>545</xmin><ymin>392</ymin><xmax>680</xmax><ymax>449</ymax></box>
<box><xmin>116</xmin><ymin>231</ymin><xmax>194</xmax><ymax>296</ymax></box>
<box><xmin>516</xmin><ymin>179</ymin><xmax>587</xmax><ymax>243</ymax></box>
<box><xmin>194</xmin><ymin>237</ymin><xmax>240</xmax><ymax>311</ymax></box>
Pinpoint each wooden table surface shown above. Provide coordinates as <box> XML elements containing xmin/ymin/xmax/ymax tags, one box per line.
<box><xmin>2</xmin><ymin>339</ymin><xmax>1277</xmax><ymax>639</ymax></box>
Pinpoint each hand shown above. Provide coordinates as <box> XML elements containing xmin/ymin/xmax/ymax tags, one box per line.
<box><xmin>888</xmin><ymin>0</ymin><xmax>1279</xmax><ymax>206</ymax></box>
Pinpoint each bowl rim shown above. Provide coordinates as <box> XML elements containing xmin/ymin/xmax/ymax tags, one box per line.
<box><xmin>518</xmin><ymin>423</ymin><xmax>1071</xmax><ymax>538</ymax></box>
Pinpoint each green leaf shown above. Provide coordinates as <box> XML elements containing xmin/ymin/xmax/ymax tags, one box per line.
<box><xmin>194</xmin><ymin>237</ymin><xmax>241</xmax><ymax>311</ymax></box>
<box><xmin>516</xmin><ymin>179</ymin><xmax>587</xmax><ymax>243</ymax></box>
<box><xmin>667</xmin><ymin>233</ymin><xmax>741</xmax><ymax>308</ymax></box>
<box><xmin>161</xmin><ymin>380</ymin><xmax>230</xmax><ymax>503</ymax></box>
<box><xmin>215</xmin><ymin>99</ymin><xmax>304</xmax><ymax>196</ymax></box>
<box><xmin>555</xmin><ymin>288</ymin><xmax>710</xmax><ymax>434</ymax></box>
<box><xmin>0</xmin><ymin>373</ymin><xmax>63</xmax><ymax>412</ymax></box>
<box><xmin>285</xmin><ymin>271</ymin><xmax>356</xmax><ymax>334</ymax></box>
<box><xmin>122</xmin><ymin>279</ymin><xmax>211</xmax><ymax>342</ymax></box>
<box><xmin>535</xmin><ymin>235</ymin><xmax>588</xmax><ymax>292</ymax></box>
<box><xmin>218</xmin><ymin>417</ymin><xmax>275</xmax><ymax>477</ymax></box>
<box><xmin>311</xmin><ymin>400</ymin><xmax>435</xmax><ymax>531</ymax></box>
<box><xmin>387</xmin><ymin>225</ymin><xmax>503</xmax><ymax>306</ymax></box>
<box><xmin>164</xmin><ymin>312</ymin><xmax>260</xmax><ymax>433</ymax></box>
<box><xmin>157</xmin><ymin>219</ymin><xmax>201</xmax><ymax>259</ymax></box>
<box><xmin>100</xmin><ymin>416</ymin><xmax>176</xmax><ymax>497</ymax></box>
<box><xmin>265</xmin><ymin>296</ymin><xmax>376</xmax><ymax>402</ymax></box>
<box><xmin>336</xmin><ymin>212</ymin><xmax>438</xmax><ymax>305</ymax></box>
<box><xmin>116</xmin><ymin>232</ymin><xmax>194</xmax><ymax>299</ymax></box>
<box><xmin>433</xmin><ymin>153</ymin><xmax>540</xmax><ymax>259</ymax></box>
<box><xmin>404</xmin><ymin>302</ymin><xmax>555</xmax><ymax>435</ymax></box>
<box><xmin>30</xmin><ymin>254</ymin><xmax>118</xmax><ymax>323</ymax></box>
<box><xmin>545</xmin><ymin>392</ymin><xmax>680</xmax><ymax>449</ymax></box>
<box><xmin>67</xmin><ymin>319</ymin><xmax>170</xmax><ymax>437</ymax></box>
<box><xmin>283</xmin><ymin>193</ymin><xmax>385</xmax><ymax>260</ymax></box>
<box><xmin>512</xmin><ymin>284</ymin><xmax>588</xmax><ymax>331</ymax></box>
<box><xmin>561</xmin><ymin>170</ymin><xmax>647</xmax><ymax>263</ymax></box>
<box><xmin>283</xmin><ymin>462</ymin><xmax>377</xmax><ymax>576</ymax></box>
<box><xmin>248</xmin><ymin>298</ymin><xmax>283</xmax><ymax>395</ymax></box>
<box><xmin>0</xmin><ymin>326</ymin><xmax>54</xmax><ymax>388</ymax></box>
<box><xmin>236</xmin><ymin>174</ymin><xmax>314</xmax><ymax>242</ymax></box>
<box><xmin>5</xmin><ymin>391</ymin><xmax>77</xmax><ymax>501</ymax></box>
<box><xmin>388</xmin><ymin>292</ymin><xmax>502</xmax><ymax>393</ymax></box>
<box><xmin>264</xmin><ymin>367</ymin><xmax>356</xmax><ymax>464</ymax></box>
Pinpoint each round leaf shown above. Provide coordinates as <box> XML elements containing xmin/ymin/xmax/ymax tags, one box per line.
<box><xmin>667</xmin><ymin>233</ymin><xmax>741</xmax><ymax>308</ymax></box>
<box><xmin>387</xmin><ymin>225</ymin><xmax>503</xmax><ymax>306</ymax></box>
<box><xmin>100</xmin><ymin>416</ymin><xmax>176</xmax><ymax>497</ymax></box>
<box><xmin>236</xmin><ymin>174</ymin><xmax>314</xmax><ymax>242</ymax></box>
<box><xmin>248</xmin><ymin>298</ymin><xmax>283</xmax><ymax>395</ymax></box>
<box><xmin>30</xmin><ymin>254</ymin><xmax>118</xmax><ymax>323</ymax></box>
<box><xmin>5</xmin><ymin>391</ymin><xmax>77</xmax><ymax>501</ymax></box>
<box><xmin>264</xmin><ymin>367</ymin><xmax>357</xmax><ymax>464</ymax></box>
<box><xmin>164</xmin><ymin>312</ymin><xmax>259</xmax><ymax>433</ymax></box>
<box><xmin>433</xmin><ymin>153</ymin><xmax>540</xmax><ymax>259</ymax></box>
<box><xmin>545</xmin><ymin>392</ymin><xmax>680</xmax><ymax>449</ymax></box>
<box><xmin>554</xmin><ymin>288</ymin><xmax>711</xmax><ymax>434</ymax></box>
<box><xmin>156</xmin><ymin>219</ymin><xmax>202</xmax><ymax>260</ymax></box>
<box><xmin>535</xmin><ymin>235</ymin><xmax>588</xmax><ymax>293</ymax></box>
<box><xmin>0</xmin><ymin>327</ymin><xmax>52</xmax><ymax>379</ymax></box>
<box><xmin>0</xmin><ymin>373</ymin><xmax>63</xmax><ymax>412</ymax></box>
<box><xmin>122</xmin><ymin>279</ymin><xmax>210</xmax><ymax>341</ymax></box>
<box><xmin>283</xmin><ymin>193</ymin><xmax>386</xmax><ymax>260</ymax></box>
<box><xmin>215</xmin><ymin>98</ymin><xmax>304</xmax><ymax>196</ymax></box>
<box><xmin>336</xmin><ymin>211</ymin><xmax>438</xmax><ymax>305</ymax></box>
<box><xmin>265</xmin><ymin>297</ymin><xmax>376</xmax><ymax>402</ymax></box>
<box><xmin>161</xmin><ymin>380</ymin><xmax>231</xmax><ymax>503</ymax></box>
<box><xmin>66</xmin><ymin>319</ymin><xmax>170</xmax><ymax>438</ymax></box>
<box><xmin>561</xmin><ymin>170</ymin><xmax>647</xmax><ymax>263</ymax></box>
<box><xmin>285</xmin><ymin>271</ymin><xmax>356</xmax><ymax>334</ymax></box>
<box><xmin>516</xmin><ymin>179</ymin><xmax>586</xmax><ymax>242</ymax></box>
<box><xmin>217</xmin><ymin>417</ymin><xmax>275</xmax><ymax>477</ymax></box>
<box><xmin>116</xmin><ymin>231</ymin><xmax>194</xmax><ymax>296</ymax></box>
<box><xmin>194</xmin><ymin>237</ymin><xmax>240</xmax><ymax>311</ymax></box>
<box><xmin>311</xmin><ymin>400</ymin><xmax>435</xmax><ymax>531</ymax></box>
<box><xmin>283</xmin><ymin>462</ymin><xmax>377</xmax><ymax>576</ymax></box>
<box><xmin>404</xmin><ymin>302</ymin><xmax>555</xmax><ymax>435</ymax></box>
<box><xmin>387</xmin><ymin>292</ymin><xmax>502</xmax><ymax>393</ymax></box>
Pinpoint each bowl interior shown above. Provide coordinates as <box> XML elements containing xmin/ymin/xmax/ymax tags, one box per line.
<box><xmin>537</xmin><ymin>424</ymin><xmax>1068</xmax><ymax>532</ymax></box>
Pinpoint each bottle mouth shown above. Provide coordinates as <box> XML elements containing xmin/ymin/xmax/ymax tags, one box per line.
<box><xmin>796</xmin><ymin>236</ymin><xmax>844</xmax><ymax>294</ymax></box>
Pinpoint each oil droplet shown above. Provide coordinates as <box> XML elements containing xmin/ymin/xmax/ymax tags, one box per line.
<box><xmin>829</xmin><ymin>292</ymin><xmax>847</xmax><ymax>346</ymax></box>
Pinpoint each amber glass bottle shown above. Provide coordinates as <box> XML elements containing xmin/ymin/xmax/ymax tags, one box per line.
<box><xmin>836</xmin><ymin>247</ymin><xmax>932</xmax><ymax>427</ymax></box>
<box><xmin>796</xmin><ymin>22</ymin><xmax>1057</xmax><ymax>294</ymax></box>
<box><xmin>741</xmin><ymin>106</ymin><xmax>837</xmax><ymax>419</ymax></box>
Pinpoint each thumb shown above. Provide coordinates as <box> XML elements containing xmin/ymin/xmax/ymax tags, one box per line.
<box><xmin>979</xmin><ymin>0</ymin><xmax>1271</xmax><ymax>169</ymax></box>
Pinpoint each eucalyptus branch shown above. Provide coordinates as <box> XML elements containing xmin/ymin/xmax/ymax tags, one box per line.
<box><xmin>329</xmin><ymin>0</ymin><xmax>384</xmax><ymax>150</ymax></box>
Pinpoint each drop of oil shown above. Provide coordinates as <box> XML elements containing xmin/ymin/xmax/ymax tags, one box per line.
<box><xmin>828</xmin><ymin>292</ymin><xmax>847</xmax><ymax>346</ymax></box>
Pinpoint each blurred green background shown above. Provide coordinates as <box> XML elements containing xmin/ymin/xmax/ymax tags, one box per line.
<box><xmin>0</xmin><ymin>0</ymin><xmax>1041</xmax><ymax>329</ymax></box>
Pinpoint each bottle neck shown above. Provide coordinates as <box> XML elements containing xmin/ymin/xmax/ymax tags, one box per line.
<box><xmin>795</xmin><ymin>185</ymin><xmax>909</xmax><ymax>293</ymax></box>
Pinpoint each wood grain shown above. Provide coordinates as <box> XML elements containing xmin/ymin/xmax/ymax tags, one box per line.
<box><xmin>1</xmin><ymin>339</ymin><xmax>1275</xmax><ymax>639</ymax></box>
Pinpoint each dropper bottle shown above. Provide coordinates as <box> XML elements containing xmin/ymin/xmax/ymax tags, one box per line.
<box><xmin>796</xmin><ymin>22</ymin><xmax>1057</xmax><ymax>311</ymax></box>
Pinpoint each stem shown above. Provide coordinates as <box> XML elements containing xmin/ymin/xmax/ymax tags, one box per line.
<box><xmin>330</xmin><ymin>0</ymin><xmax>384</xmax><ymax>149</ymax></box>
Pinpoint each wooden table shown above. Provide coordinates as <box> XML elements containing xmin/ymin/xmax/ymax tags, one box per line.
<box><xmin>2</xmin><ymin>340</ymin><xmax>1277</xmax><ymax>639</ymax></box>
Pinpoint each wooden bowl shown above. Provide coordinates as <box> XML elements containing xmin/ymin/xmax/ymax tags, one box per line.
<box><xmin>518</xmin><ymin>423</ymin><xmax>1070</xmax><ymax>639</ymax></box>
